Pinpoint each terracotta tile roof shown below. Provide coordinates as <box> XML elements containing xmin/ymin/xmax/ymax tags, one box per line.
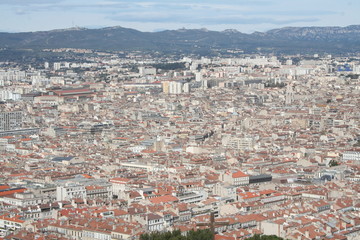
<box><xmin>232</xmin><ymin>170</ymin><xmax>248</xmax><ymax>178</ymax></box>
<box><xmin>149</xmin><ymin>195</ymin><xmax>179</xmax><ymax>204</ymax></box>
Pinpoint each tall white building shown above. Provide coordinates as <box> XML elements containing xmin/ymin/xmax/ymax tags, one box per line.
<box><xmin>53</xmin><ymin>62</ymin><xmax>61</xmax><ymax>71</ymax></box>
<box><xmin>0</xmin><ymin>91</ymin><xmax>21</xmax><ymax>101</ymax></box>
<box><xmin>285</xmin><ymin>85</ymin><xmax>294</xmax><ymax>105</ymax></box>
<box><xmin>342</xmin><ymin>151</ymin><xmax>360</xmax><ymax>162</ymax></box>
<box><xmin>0</xmin><ymin>111</ymin><xmax>23</xmax><ymax>132</ymax></box>
<box><xmin>139</xmin><ymin>67</ymin><xmax>156</xmax><ymax>76</ymax></box>
<box><xmin>222</xmin><ymin>136</ymin><xmax>255</xmax><ymax>151</ymax></box>
<box><xmin>0</xmin><ymin>70</ymin><xmax>26</xmax><ymax>84</ymax></box>
<box><xmin>56</xmin><ymin>184</ymin><xmax>86</xmax><ymax>201</ymax></box>
<box><xmin>168</xmin><ymin>81</ymin><xmax>190</xmax><ymax>94</ymax></box>
<box><xmin>195</xmin><ymin>72</ymin><xmax>202</xmax><ymax>82</ymax></box>
<box><xmin>169</xmin><ymin>81</ymin><xmax>182</xmax><ymax>94</ymax></box>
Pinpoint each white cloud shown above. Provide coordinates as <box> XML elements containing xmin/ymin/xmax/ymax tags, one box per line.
<box><xmin>0</xmin><ymin>0</ymin><xmax>358</xmax><ymax>33</ymax></box>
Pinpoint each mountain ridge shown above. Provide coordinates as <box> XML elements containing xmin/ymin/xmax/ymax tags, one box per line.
<box><xmin>1</xmin><ymin>25</ymin><xmax>360</xmax><ymax>55</ymax></box>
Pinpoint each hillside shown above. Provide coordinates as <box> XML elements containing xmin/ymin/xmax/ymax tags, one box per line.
<box><xmin>1</xmin><ymin>25</ymin><xmax>360</xmax><ymax>55</ymax></box>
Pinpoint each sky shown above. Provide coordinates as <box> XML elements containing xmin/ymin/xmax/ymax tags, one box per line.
<box><xmin>0</xmin><ymin>0</ymin><xmax>359</xmax><ymax>33</ymax></box>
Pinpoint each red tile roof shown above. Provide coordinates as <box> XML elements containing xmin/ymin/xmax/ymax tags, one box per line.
<box><xmin>232</xmin><ymin>170</ymin><xmax>248</xmax><ymax>178</ymax></box>
<box><xmin>149</xmin><ymin>195</ymin><xmax>179</xmax><ymax>204</ymax></box>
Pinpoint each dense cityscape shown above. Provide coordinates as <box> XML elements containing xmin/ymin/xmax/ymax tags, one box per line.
<box><xmin>0</xmin><ymin>48</ymin><xmax>359</xmax><ymax>240</ymax></box>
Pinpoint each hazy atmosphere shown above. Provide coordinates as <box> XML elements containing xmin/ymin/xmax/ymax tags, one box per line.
<box><xmin>1</xmin><ymin>0</ymin><xmax>359</xmax><ymax>33</ymax></box>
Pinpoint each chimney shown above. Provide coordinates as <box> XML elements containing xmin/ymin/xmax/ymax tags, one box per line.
<box><xmin>305</xmin><ymin>230</ymin><xmax>309</xmax><ymax>238</ymax></box>
<box><xmin>350</xmin><ymin>219</ymin><xmax>355</xmax><ymax>226</ymax></box>
<box><xmin>341</xmin><ymin>220</ymin><xmax>347</xmax><ymax>229</ymax></box>
<box><xmin>326</xmin><ymin>225</ymin><xmax>331</xmax><ymax>234</ymax></box>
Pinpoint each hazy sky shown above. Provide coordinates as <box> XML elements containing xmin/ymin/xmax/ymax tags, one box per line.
<box><xmin>1</xmin><ymin>0</ymin><xmax>359</xmax><ymax>33</ymax></box>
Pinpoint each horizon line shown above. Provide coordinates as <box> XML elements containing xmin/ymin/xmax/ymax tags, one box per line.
<box><xmin>1</xmin><ymin>24</ymin><xmax>359</xmax><ymax>34</ymax></box>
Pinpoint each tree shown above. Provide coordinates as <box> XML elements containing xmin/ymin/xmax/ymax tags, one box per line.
<box><xmin>187</xmin><ymin>229</ymin><xmax>212</xmax><ymax>240</ymax></box>
<box><xmin>329</xmin><ymin>160</ymin><xmax>340</xmax><ymax>167</ymax></box>
<box><xmin>246</xmin><ymin>234</ymin><xmax>285</xmax><ymax>240</ymax></box>
<box><xmin>140</xmin><ymin>229</ymin><xmax>212</xmax><ymax>240</ymax></box>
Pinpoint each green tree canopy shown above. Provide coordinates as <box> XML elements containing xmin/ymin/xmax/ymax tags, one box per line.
<box><xmin>329</xmin><ymin>160</ymin><xmax>340</xmax><ymax>167</ymax></box>
<box><xmin>140</xmin><ymin>231</ymin><xmax>284</xmax><ymax>240</ymax></box>
<box><xmin>140</xmin><ymin>229</ymin><xmax>212</xmax><ymax>240</ymax></box>
<box><xmin>246</xmin><ymin>234</ymin><xmax>285</xmax><ymax>240</ymax></box>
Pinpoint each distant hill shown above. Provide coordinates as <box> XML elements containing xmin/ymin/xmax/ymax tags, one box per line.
<box><xmin>1</xmin><ymin>25</ymin><xmax>360</xmax><ymax>55</ymax></box>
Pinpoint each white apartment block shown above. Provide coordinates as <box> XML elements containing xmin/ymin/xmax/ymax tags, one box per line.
<box><xmin>56</xmin><ymin>184</ymin><xmax>86</xmax><ymax>201</ymax></box>
<box><xmin>222</xmin><ymin>136</ymin><xmax>254</xmax><ymax>151</ymax></box>
<box><xmin>0</xmin><ymin>111</ymin><xmax>23</xmax><ymax>131</ymax></box>
<box><xmin>342</xmin><ymin>151</ymin><xmax>360</xmax><ymax>162</ymax></box>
